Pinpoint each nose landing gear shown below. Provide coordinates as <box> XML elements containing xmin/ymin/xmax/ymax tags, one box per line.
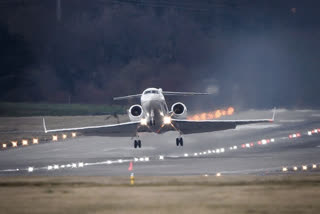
<box><xmin>149</xmin><ymin>118</ymin><xmax>155</xmax><ymax>126</ymax></box>
<box><xmin>176</xmin><ymin>137</ymin><xmax>183</xmax><ymax>146</ymax></box>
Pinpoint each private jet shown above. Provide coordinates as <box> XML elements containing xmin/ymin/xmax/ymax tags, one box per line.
<box><xmin>43</xmin><ymin>88</ymin><xmax>275</xmax><ymax>148</ymax></box>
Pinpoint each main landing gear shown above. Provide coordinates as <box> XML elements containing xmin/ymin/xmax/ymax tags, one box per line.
<box><xmin>134</xmin><ymin>140</ymin><xmax>141</xmax><ymax>148</ymax></box>
<box><xmin>176</xmin><ymin>137</ymin><xmax>183</xmax><ymax>147</ymax></box>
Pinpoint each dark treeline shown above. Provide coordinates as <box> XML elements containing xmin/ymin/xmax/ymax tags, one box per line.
<box><xmin>0</xmin><ymin>0</ymin><xmax>319</xmax><ymax>109</ymax></box>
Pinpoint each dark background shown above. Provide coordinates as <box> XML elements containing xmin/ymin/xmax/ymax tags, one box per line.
<box><xmin>0</xmin><ymin>0</ymin><xmax>319</xmax><ymax>110</ymax></box>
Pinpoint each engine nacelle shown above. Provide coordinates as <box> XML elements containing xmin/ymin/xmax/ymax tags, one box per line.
<box><xmin>128</xmin><ymin>105</ymin><xmax>144</xmax><ymax>121</ymax></box>
<box><xmin>171</xmin><ymin>102</ymin><xmax>187</xmax><ymax>119</ymax></box>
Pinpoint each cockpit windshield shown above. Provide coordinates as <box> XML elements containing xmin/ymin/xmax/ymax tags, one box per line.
<box><xmin>144</xmin><ymin>90</ymin><xmax>159</xmax><ymax>94</ymax></box>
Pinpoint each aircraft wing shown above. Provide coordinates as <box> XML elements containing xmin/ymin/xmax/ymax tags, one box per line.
<box><xmin>43</xmin><ymin>119</ymin><xmax>145</xmax><ymax>137</ymax></box>
<box><xmin>171</xmin><ymin>109</ymin><xmax>276</xmax><ymax>135</ymax></box>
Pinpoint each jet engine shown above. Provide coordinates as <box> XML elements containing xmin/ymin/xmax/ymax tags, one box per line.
<box><xmin>171</xmin><ymin>102</ymin><xmax>187</xmax><ymax>119</ymax></box>
<box><xmin>128</xmin><ymin>105</ymin><xmax>144</xmax><ymax>121</ymax></box>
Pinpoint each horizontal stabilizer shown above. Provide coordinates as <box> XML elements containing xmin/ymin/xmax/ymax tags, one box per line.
<box><xmin>113</xmin><ymin>94</ymin><xmax>142</xmax><ymax>101</ymax></box>
<box><xmin>162</xmin><ymin>91</ymin><xmax>212</xmax><ymax>96</ymax></box>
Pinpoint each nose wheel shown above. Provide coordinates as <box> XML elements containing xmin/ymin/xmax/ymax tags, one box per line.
<box><xmin>176</xmin><ymin>137</ymin><xmax>183</xmax><ymax>146</ymax></box>
<box><xmin>134</xmin><ymin>140</ymin><xmax>141</xmax><ymax>148</ymax></box>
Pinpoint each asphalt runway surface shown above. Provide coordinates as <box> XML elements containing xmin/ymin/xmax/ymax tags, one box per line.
<box><xmin>0</xmin><ymin>109</ymin><xmax>320</xmax><ymax>176</ymax></box>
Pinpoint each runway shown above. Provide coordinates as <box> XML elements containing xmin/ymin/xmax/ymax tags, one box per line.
<box><xmin>0</xmin><ymin>109</ymin><xmax>320</xmax><ymax>176</ymax></box>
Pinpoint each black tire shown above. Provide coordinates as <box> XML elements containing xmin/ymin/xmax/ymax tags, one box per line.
<box><xmin>134</xmin><ymin>140</ymin><xmax>137</xmax><ymax>148</ymax></box>
<box><xmin>180</xmin><ymin>138</ymin><xmax>183</xmax><ymax>146</ymax></box>
<box><xmin>138</xmin><ymin>140</ymin><xmax>141</xmax><ymax>148</ymax></box>
<box><xmin>176</xmin><ymin>138</ymin><xmax>179</xmax><ymax>146</ymax></box>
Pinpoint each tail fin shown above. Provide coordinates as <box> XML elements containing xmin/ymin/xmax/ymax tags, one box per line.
<box><xmin>113</xmin><ymin>94</ymin><xmax>142</xmax><ymax>101</ymax></box>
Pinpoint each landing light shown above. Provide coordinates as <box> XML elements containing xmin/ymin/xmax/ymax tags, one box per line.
<box><xmin>163</xmin><ymin>116</ymin><xmax>172</xmax><ymax>125</ymax></box>
<box><xmin>140</xmin><ymin>118</ymin><xmax>147</xmax><ymax>126</ymax></box>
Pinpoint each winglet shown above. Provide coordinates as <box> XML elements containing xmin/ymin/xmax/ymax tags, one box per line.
<box><xmin>43</xmin><ymin>118</ymin><xmax>47</xmax><ymax>133</ymax></box>
<box><xmin>271</xmin><ymin>107</ymin><xmax>276</xmax><ymax>122</ymax></box>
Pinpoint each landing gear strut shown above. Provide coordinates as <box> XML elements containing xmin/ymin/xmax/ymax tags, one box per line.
<box><xmin>176</xmin><ymin>137</ymin><xmax>183</xmax><ymax>146</ymax></box>
<box><xmin>149</xmin><ymin>118</ymin><xmax>155</xmax><ymax>126</ymax></box>
<box><xmin>134</xmin><ymin>140</ymin><xmax>141</xmax><ymax>148</ymax></box>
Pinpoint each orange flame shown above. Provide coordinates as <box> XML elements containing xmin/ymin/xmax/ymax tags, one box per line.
<box><xmin>187</xmin><ymin>107</ymin><xmax>235</xmax><ymax>120</ymax></box>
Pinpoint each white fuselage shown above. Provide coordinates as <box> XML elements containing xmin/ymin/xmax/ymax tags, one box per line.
<box><xmin>140</xmin><ymin>88</ymin><xmax>169</xmax><ymax>123</ymax></box>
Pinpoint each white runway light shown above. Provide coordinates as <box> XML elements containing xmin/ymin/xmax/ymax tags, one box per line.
<box><xmin>203</xmin><ymin>152</ymin><xmax>207</xmax><ymax>155</ymax></box>
<box><xmin>293</xmin><ymin>166</ymin><xmax>298</xmax><ymax>171</ymax></box>
<box><xmin>308</xmin><ymin>131</ymin><xmax>312</xmax><ymax>136</ymax></box>
<box><xmin>72</xmin><ymin>163</ymin><xmax>77</xmax><ymax>168</ymax></box>
<box><xmin>11</xmin><ymin>141</ymin><xmax>17</xmax><ymax>147</ymax></box>
<box><xmin>2</xmin><ymin>144</ymin><xmax>7</xmax><ymax>149</ymax></box>
<box><xmin>71</xmin><ymin>132</ymin><xmax>77</xmax><ymax>137</ymax></box>
<box><xmin>52</xmin><ymin>135</ymin><xmax>58</xmax><ymax>141</ymax></box>
<box><xmin>282</xmin><ymin>167</ymin><xmax>288</xmax><ymax>172</ymax></box>
<box><xmin>53</xmin><ymin>165</ymin><xmax>59</xmax><ymax>170</ymax></box>
<box><xmin>78</xmin><ymin>162</ymin><xmax>84</xmax><ymax>167</ymax></box>
<box><xmin>28</xmin><ymin>167</ymin><xmax>34</xmax><ymax>172</ymax></box>
<box><xmin>208</xmin><ymin>150</ymin><xmax>211</xmax><ymax>154</ymax></box>
<box><xmin>48</xmin><ymin>165</ymin><xmax>53</xmax><ymax>170</ymax></box>
<box><xmin>216</xmin><ymin>149</ymin><xmax>220</xmax><ymax>153</ymax></box>
<box><xmin>118</xmin><ymin>159</ymin><xmax>123</xmax><ymax>163</ymax></box>
<box><xmin>32</xmin><ymin>138</ymin><xmax>38</xmax><ymax>144</ymax></box>
<box><xmin>216</xmin><ymin>173</ymin><xmax>221</xmax><ymax>177</ymax></box>
<box><xmin>22</xmin><ymin>140</ymin><xmax>28</xmax><ymax>146</ymax></box>
<box><xmin>107</xmin><ymin>160</ymin><xmax>112</xmax><ymax>164</ymax></box>
<box><xmin>134</xmin><ymin>157</ymin><xmax>139</xmax><ymax>162</ymax></box>
<box><xmin>144</xmin><ymin>157</ymin><xmax>150</xmax><ymax>162</ymax></box>
<box><xmin>302</xmin><ymin>165</ymin><xmax>307</xmax><ymax>170</ymax></box>
<box><xmin>62</xmin><ymin>134</ymin><xmax>67</xmax><ymax>139</ymax></box>
<box><xmin>159</xmin><ymin>155</ymin><xmax>164</xmax><ymax>160</ymax></box>
<box><xmin>233</xmin><ymin>146</ymin><xmax>237</xmax><ymax>150</ymax></box>
<box><xmin>312</xmin><ymin>164</ymin><xmax>317</xmax><ymax>169</ymax></box>
<box><xmin>220</xmin><ymin>148</ymin><xmax>225</xmax><ymax>153</ymax></box>
<box><xmin>139</xmin><ymin>157</ymin><xmax>144</xmax><ymax>162</ymax></box>
<box><xmin>270</xmin><ymin>138</ymin><xmax>275</xmax><ymax>142</ymax></box>
<box><xmin>194</xmin><ymin>153</ymin><xmax>198</xmax><ymax>156</ymax></box>
<box><xmin>184</xmin><ymin>153</ymin><xmax>189</xmax><ymax>157</ymax></box>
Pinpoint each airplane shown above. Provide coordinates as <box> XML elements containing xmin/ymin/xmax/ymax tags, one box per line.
<box><xmin>43</xmin><ymin>87</ymin><xmax>276</xmax><ymax>148</ymax></box>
